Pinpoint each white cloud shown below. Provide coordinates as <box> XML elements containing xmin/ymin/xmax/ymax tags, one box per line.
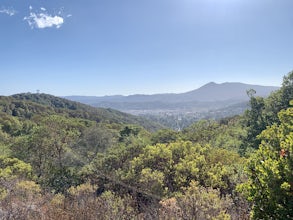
<box><xmin>24</xmin><ymin>7</ymin><xmax>64</xmax><ymax>29</ymax></box>
<box><xmin>0</xmin><ymin>7</ymin><xmax>17</xmax><ymax>16</ymax></box>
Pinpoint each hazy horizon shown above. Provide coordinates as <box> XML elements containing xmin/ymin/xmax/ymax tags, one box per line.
<box><xmin>1</xmin><ymin>0</ymin><xmax>292</xmax><ymax>96</ymax></box>
<box><xmin>2</xmin><ymin>81</ymin><xmax>281</xmax><ymax>97</ymax></box>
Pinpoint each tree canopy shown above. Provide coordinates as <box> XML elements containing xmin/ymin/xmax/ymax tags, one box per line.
<box><xmin>0</xmin><ymin>71</ymin><xmax>292</xmax><ymax>219</ymax></box>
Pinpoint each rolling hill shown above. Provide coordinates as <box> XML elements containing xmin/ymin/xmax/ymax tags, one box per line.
<box><xmin>0</xmin><ymin>93</ymin><xmax>163</xmax><ymax>131</ymax></box>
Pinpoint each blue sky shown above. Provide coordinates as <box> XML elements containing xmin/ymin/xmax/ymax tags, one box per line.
<box><xmin>1</xmin><ymin>0</ymin><xmax>293</xmax><ymax>96</ymax></box>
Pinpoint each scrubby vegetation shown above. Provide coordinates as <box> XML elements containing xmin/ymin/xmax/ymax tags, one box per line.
<box><xmin>0</xmin><ymin>71</ymin><xmax>292</xmax><ymax>219</ymax></box>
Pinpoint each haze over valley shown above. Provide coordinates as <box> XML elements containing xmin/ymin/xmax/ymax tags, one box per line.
<box><xmin>67</xmin><ymin>82</ymin><xmax>279</xmax><ymax>129</ymax></box>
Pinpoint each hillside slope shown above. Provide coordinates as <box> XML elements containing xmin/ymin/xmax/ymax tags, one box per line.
<box><xmin>0</xmin><ymin>93</ymin><xmax>163</xmax><ymax>131</ymax></box>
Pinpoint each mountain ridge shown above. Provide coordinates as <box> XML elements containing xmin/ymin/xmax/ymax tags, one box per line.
<box><xmin>65</xmin><ymin>82</ymin><xmax>279</xmax><ymax>112</ymax></box>
<box><xmin>179</xmin><ymin>82</ymin><xmax>279</xmax><ymax>102</ymax></box>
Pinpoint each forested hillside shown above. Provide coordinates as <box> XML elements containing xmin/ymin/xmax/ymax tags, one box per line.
<box><xmin>1</xmin><ymin>93</ymin><xmax>162</xmax><ymax>131</ymax></box>
<box><xmin>0</xmin><ymin>72</ymin><xmax>292</xmax><ymax>219</ymax></box>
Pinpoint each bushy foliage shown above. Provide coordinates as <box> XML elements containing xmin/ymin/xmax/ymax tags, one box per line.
<box><xmin>0</xmin><ymin>71</ymin><xmax>292</xmax><ymax>219</ymax></box>
<box><xmin>239</xmin><ymin>105</ymin><xmax>293</xmax><ymax>219</ymax></box>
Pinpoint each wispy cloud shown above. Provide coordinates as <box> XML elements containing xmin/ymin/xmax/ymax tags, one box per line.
<box><xmin>0</xmin><ymin>7</ymin><xmax>17</xmax><ymax>16</ymax></box>
<box><xmin>24</xmin><ymin>7</ymin><xmax>66</xmax><ymax>29</ymax></box>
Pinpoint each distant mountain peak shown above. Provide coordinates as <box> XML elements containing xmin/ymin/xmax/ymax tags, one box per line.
<box><xmin>202</xmin><ymin>82</ymin><xmax>217</xmax><ymax>87</ymax></box>
<box><xmin>184</xmin><ymin>82</ymin><xmax>279</xmax><ymax>102</ymax></box>
<box><xmin>66</xmin><ymin>82</ymin><xmax>279</xmax><ymax>113</ymax></box>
